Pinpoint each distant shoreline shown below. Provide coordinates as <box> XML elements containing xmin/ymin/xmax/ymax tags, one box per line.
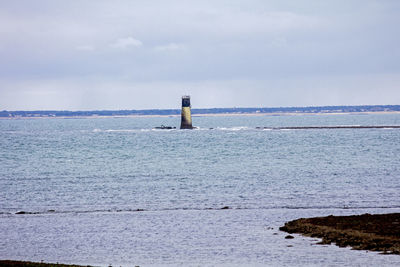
<box><xmin>1</xmin><ymin>111</ymin><xmax>400</xmax><ymax>120</ymax></box>
<box><xmin>194</xmin><ymin>111</ymin><xmax>400</xmax><ymax>117</ymax></box>
<box><xmin>1</xmin><ymin>105</ymin><xmax>400</xmax><ymax>119</ymax></box>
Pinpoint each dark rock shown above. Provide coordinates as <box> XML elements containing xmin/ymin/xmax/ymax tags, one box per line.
<box><xmin>278</xmin><ymin>226</ymin><xmax>288</xmax><ymax>231</ymax></box>
<box><xmin>285</xmin><ymin>235</ymin><xmax>295</xmax><ymax>239</ymax></box>
<box><xmin>280</xmin><ymin>213</ymin><xmax>400</xmax><ymax>254</ymax></box>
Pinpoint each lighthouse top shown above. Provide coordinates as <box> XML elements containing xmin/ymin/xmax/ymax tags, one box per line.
<box><xmin>182</xmin><ymin>96</ymin><xmax>191</xmax><ymax>107</ymax></box>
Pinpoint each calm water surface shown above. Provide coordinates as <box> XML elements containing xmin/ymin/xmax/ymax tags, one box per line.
<box><xmin>1</xmin><ymin>114</ymin><xmax>400</xmax><ymax>266</ymax></box>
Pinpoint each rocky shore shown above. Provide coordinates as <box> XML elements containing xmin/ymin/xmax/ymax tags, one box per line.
<box><xmin>0</xmin><ymin>261</ymin><xmax>91</xmax><ymax>267</ymax></box>
<box><xmin>280</xmin><ymin>213</ymin><xmax>400</xmax><ymax>254</ymax></box>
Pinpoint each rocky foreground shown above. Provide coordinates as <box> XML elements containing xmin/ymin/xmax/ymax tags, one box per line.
<box><xmin>280</xmin><ymin>213</ymin><xmax>400</xmax><ymax>254</ymax></box>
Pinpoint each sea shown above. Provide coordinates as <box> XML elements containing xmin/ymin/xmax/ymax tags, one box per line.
<box><xmin>1</xmin><ymin>113</ymin><xmax>400</xmax><ymax>266</ymax></box>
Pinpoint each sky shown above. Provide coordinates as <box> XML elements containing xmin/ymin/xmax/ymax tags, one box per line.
<box><xmin>0</xmin><ymin>0</ymin><xmax>399</xmax><ymax>110</ymax></box>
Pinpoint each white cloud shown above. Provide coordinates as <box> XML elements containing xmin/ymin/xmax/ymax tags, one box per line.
<box><xmin>2</xmin><ymin>73</ymin><xmax>400</xmax><ymax>110</ymax></box>
<box><xmin>110</xmin><ymin>37</ymin><xmax>143</xmax><ymax>49</ymax></box>
<box><xmin>154</xmin><ymin>43</ymin><xmax>186</xmax><ymax>52</ymax></box>
<box><xmin>1</xmin><ymin>1</ymin><xmax>400</xmax><ymax>109</ymax></box>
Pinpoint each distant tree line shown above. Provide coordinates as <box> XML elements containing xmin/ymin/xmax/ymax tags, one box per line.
<box><xmin>192</xmin><ymin>105</ymin><xmax>400</xmax><ymax>114</ymax></box>
<box><xmin>1</xmin><ymin>105</ymin><xmax>400</xmax><ymax>118</ymax></box>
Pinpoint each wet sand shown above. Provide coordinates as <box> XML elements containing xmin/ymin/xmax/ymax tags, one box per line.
<box><xmin>280</xmin><ymin>213</ymin><xmax>400</xmax><ymax>254</ymax></box>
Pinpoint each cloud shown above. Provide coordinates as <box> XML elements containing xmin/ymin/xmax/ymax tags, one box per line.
<box><xmin>2</xmin><ymin>73</ymin><xmax>400</xmax><ymax>110</ymax></box>
<box><xmin>110</xmin><ymin>37</ymin><xmax>143</xmax><ymax>49</ymax></box>
<box><xmin>75</xmin><ymin>45</ymin><xmax>95</xmax><ymax>51</ymax></box>
<box><xmin>154</xmin><ymin>43</ymin><xmax>186</xmax><ymax>52</ymax></box>
<box><xmin>1</xmin><ymin>1</ymin><xmax>400</xmax><ymax>110</ymax></box>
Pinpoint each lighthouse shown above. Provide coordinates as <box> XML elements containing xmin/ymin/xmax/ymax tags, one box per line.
<box><xmin>180</xmin><ymin>95</ymin><xmax>193</xmax><ymax>129</ymax></box>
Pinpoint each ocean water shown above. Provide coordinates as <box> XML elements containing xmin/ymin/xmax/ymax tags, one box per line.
<box><xmin>1</xmin><ymin>113</ymin><xmax>400</xmax><ymax>266</ymax></box>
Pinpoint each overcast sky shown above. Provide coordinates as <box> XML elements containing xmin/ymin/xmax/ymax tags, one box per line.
<box><xmin>1</xmin><ymin>0</ymin><xmax>399</xmax><ymax>110</ymax></box>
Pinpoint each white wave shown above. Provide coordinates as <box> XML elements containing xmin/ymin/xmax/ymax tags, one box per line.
<box><xmin>271</xmin><ymin>128</ymin><xmax>295</xmax><ymax>131</ymax></box>
<box><xmin>151</xmin><ymin>128</ymin><xmax>177</xmax><ymax>132</ymax></box>
<box><xmin>93</xmin><ymin>129</ymin><xmax>143</xmax><ymax>133</ymax></box>
<box><xmin>104</xmin><ymin>129</ymin><xmax>138</xmax><ymax>132</ymax></box>
<box><xmin>193</xmin><ymin>127</ymin><xmax>211</xmax><ymax>131</ymax></box>
<box><xmin>216</xmin><ymin>126</ymin><xmax>252</xmax><ymax>131</ymax></box>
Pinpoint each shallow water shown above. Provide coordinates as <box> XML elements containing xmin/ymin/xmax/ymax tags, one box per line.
<box><xmin>1</xmin><ymin>114</ymin><xmax>400</xmax><ymax>266</ymax></box>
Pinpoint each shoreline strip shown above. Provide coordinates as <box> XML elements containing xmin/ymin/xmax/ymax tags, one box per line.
<box><xmin>280</xmin><ymin>213</ymin><xmax>400</xmax><ymax>254</ymax></box>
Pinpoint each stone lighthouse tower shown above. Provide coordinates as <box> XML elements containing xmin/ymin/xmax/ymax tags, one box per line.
<box><xmin>180</xmin><ymin>95</ymin><xmax>193</xmax><ymax>129</ymax></box>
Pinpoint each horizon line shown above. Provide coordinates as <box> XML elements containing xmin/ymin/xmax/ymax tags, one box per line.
<box><xmin>2</xmin><ymin>104</ymin><xmax>400</xmax><ymax>112</ymax></box>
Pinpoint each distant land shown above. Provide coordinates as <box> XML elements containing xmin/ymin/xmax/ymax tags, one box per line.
<box><xmin>1</xmin><ymin>105</ymin><xmax>400</xmax><ymax>118</ymax></box>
